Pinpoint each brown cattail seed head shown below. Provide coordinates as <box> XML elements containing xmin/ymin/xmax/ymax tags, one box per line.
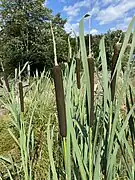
<box><xmin>19</xmin><ymin>81</ymin><xmax>24</xmax><ymax>113</ymax></box>
<box><xmin>87</xmin><ymin>56</ymin><xmax>94</xmax><ymax>127</ymax></box>
<box><xmin>53</xmin><ymin>65</ymin><xmax>67</xmax><ymax>137</ymax></box>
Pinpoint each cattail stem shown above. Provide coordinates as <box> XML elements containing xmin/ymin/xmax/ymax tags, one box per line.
<box><xmin>50</xmin><ymin>20</ymin><xmax>67</xmax><ymax>137</ymax></box>
<box><xmin>111</xmin><ymin>43</ymin><xmax>119</xmax><ymax>102</ymax></box>
<box><xmin>50</xmin><ymin>21</ymin><xmax>58</xmax><ymax>66</ymax></box>
<box><xmin>87</xmin><ymin>55</ymin><xmax>94</xmax><ymax>127</ymax></box>
<box><xmin>19</xmin><ymin>81</ymin><xmax>24</xmax><ymax>113</ymax></box>
<box><xmin>53</xmin><ymin>65</ymin><xmax>67</xmax><ymax>137</ymax></box>
<box><xmin>63</xmin><ymin>137</ymin><xmax>67</xmax><ymax>167</ymax></box>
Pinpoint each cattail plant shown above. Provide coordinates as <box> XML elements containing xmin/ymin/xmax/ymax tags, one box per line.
<box><xmin>68</xmin><ymin>37</ymin><xmax>72</xmax><ymax>71</ymax></box>
<box><xmin>19</xmin><ymin>81</ymin><xmax>24</xmax><ymax>113</ymax></box>
<box><xmin>49</xmin><ymin>21</ymin><xmax>67</xmax><ymax>180</ymax></box>
<box><xmin>50</xmin><ymin>21</ymin><xmax>67</xmax><ymax>138</ymax></box>
<box><xmin>18</xmin><ymin>81</ymin><xmax>29</xmax><ymax>180</ymax></box>
<box><xmin>87</xmin><ymin>54</ymin><xmax>94</xmax><ymax>127</ymax></box>
<box><xmin>53</xmin><ymin>66</ymin><xmax>67</xmax><ymax>137</ymax></box>
<box><xmin>87</xmin><ymin>15</ymin><xmax>94</xmax><ymax>127</ymax></box>
<box><xmin>46</xmin><ymin>15</ymin><xmax>135</xmax><ymax>180</ymax></box>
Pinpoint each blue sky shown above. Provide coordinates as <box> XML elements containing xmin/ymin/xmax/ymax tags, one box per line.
<box><xmin>45</xmin><ymin>0</ymin><xmax>135</xmax><ymax>35</ymax></box>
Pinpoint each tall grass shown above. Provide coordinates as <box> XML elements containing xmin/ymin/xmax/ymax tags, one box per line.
<box><xmin>47</xmin><ymin>16</ymin><xmax>135</xmax><ymax>180</ymax></box>
<box><xmin>0</xmin><ymin>15</ymin><xmax>134</xmax><ymax>180</ymax></box>
<box><xmin>0</xmin><ymin>68</ymin><xmax>58</xmax><ymax>179</ymax></box>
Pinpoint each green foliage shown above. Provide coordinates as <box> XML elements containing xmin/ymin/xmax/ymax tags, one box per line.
<box><xmin>0</xmin><ymin>3</ymin><xmax>134</xmax><ymax>179</ymax></box>
<box><xmin>47</xmin><ymin>16</ymin><xmax>135</xmax><ymax>179</ymax></box>
<box><xmin>85</xmin><ymin>30</ymin><xmax>134</xmax><ymax>70</ymax></box>
<box><xmin>0</xmin><ymin>114</ymin><xmax>15</xmax><ymax>155</ymax></box>
<box><xmin>0</xmin><ymin>0</ymin><xmax>68</xmax><ymax>75</ymax></box>
<box><xmin>0</xmin><ymin>68</ymin><xmax>61</xmax><ymax>179</ymax></box>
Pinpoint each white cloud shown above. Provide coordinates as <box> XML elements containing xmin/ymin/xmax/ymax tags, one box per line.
<box><xmin>103</xmin><ymin>0</ymin><xmax>113</xmax><ymax>4</ymax></box>
<box><xmin>84</xmin><ymin>28</ymin><xmax>99</xmax><ymax>35</ymax></box>
<box><xmin>65</xmin><ymin>21</ymin><xmax>99</xmax><ymax>37</ymax></box>
<box><xmin>102</xmin><ymin>0</ymin><xmax>120</xmax><ymax>5</ymax></box>
<box><xmin>44</xmin><ymin>0</ymin><xmax>48</xmax><ymax>6</ymax></box>
<box><xmin>87</xmin><ymin>1</ymin><xmax>100</xmax><ymax>17</ymax></box>
<box><xmin>64</xmin><ymin>22</ymin><xmax>79</xmax><ymax>36</ymax></box>
<box><xmin>90</xmin><ymin>6</ymin><xmax>100</xmax><ymax>16</ymax></box>
<box><xmin>63</xmin><ymin>0</ymin><xmax>100</xmax><ymax>22</ymax></box>
<box><xmin>111</xmin><ymin>16</ymin><xmax>133</xmax><ymax>31</ymax></box>
<box><xmin>63</xmin><ymin>0</ymin><xmax>90</xmax><ymax>19</ymax></box>
<box><xmin>63</xmin><ymin>0</ymin><xmax>134</xmax><ymax>35</ymax></box>
<box><xmin>64</xmin><ymin>22</ymin><xmax>72</xmax><ymax>33</ymax></box>
<box><xmin>90</xmin><ymin>29</ymin><xmax>99</xmax><ymax>35</ymax></box>
<box><xmin>110</xmin><ymin>27</ymin><xmax>116</xmax><ymax>31</ymax></box>
<box><xmin>96</xmin><ymin>0</ymin><xmax>135</xmax><ymax>25</ymax></box>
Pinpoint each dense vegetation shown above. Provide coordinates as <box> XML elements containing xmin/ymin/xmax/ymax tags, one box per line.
<box><xmin>0</xmin><ymin>0</ymin><xmax>135</xmax><ymax>180</ymax></box>
<box><xmin>0</xmin><ymin>0</ymin><xmax>68</xmax><ymax>75</ymax></box>
<box><xmin>0</xmin><ymin>0</ymin><xmax>133</xmax><ymax>76</ymax></box>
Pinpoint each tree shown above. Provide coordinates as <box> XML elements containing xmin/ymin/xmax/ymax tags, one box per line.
<box><xmin>0</xmin><ymin>0</ymin><xmax>68</xmax><ymax>75</ymax></box>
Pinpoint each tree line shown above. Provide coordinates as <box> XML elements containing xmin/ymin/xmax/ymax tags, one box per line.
<box><xmin>0</xmin><ymin>0</ymin><xmax>132</xmax><ymax>76</ymax></box>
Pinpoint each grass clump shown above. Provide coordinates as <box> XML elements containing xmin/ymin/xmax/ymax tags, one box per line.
<box><xmin>0</xmin><ymin>70</ymin><xmax>60</xmax><ymax>179</ymax></box>
<box><xmin>0</xmin><ymin>15</ymin><xmax>134</xmax><ymax>180</ymax></box>
<box><xmin>47</xmin><ymin>16</ymin><xmax>135</xmax><ymax>180</ymax></box>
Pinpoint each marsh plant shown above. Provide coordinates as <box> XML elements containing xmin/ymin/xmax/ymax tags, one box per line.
<box><xmin>47</xmin><ymin>16</ymin><xmax>135</xmax><ymax>180</ymax></box>
<box><xmin>0</xmin><ymin>15</ymin><xmax>135</xmax><ymax>180</ymax></box>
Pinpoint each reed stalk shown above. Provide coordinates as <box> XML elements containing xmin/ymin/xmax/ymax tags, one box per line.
<box><xmin>50</xmin><ymin>21</ymin><xmax>67</xmax><ymax>138</ymax></box>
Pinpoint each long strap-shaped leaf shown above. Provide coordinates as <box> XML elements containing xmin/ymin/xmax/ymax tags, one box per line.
<box><xmin>79</xmin><ymin>14</ymin><xmax>93</xmax><ymax>180</ymax></box>
<box><xmin>107</xmin><ymin>17</ymin><xmax>135</xmax><ymax>179</ymax></box>
<box><xmin>79</xmin><ymin>15</ymin><xmax>91</xmax><ymax>120</ymax></box>
<box><xmin>99</xmin><ymin>36</ymin><xmax>109</xmax><ymax>113</ymax></box>
<box><xmin>65</xmin><ymin>60</ymin><xmax>75</xmax><ymax>180</ymax></box>
<box><xmin>47</xmin><ymin>117</ymin><xmax>58</xmax><ymax>180</ymax></box>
